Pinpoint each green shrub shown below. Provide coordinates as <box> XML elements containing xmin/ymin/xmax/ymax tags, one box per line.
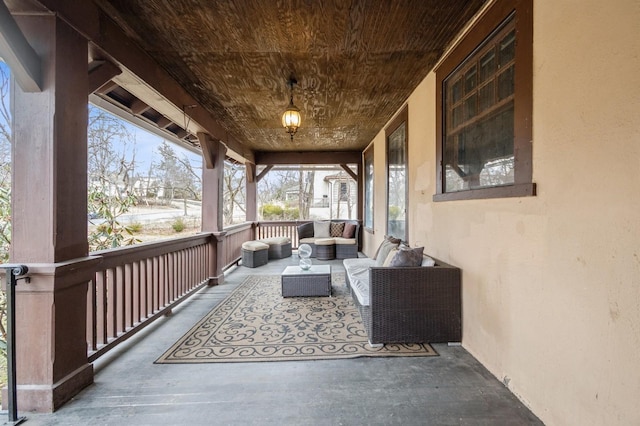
<box><xmin>284</xmin><ymin>207</ymin><xmax>299</xmax><ymax>219</ymax></box>
<box><xmin>128</xmin><ymin>222</ymin><xmax>143</xmax><ymax>233</ymax></box>
<box><xmin>172</xmin><ymin>217</ymin><xmax>185</xmax><ymax>232</ymax></box>
<box><xmin>261</xmin><ymin>204</ymin><xmax>283</xmax><ymax>219</ymax></box>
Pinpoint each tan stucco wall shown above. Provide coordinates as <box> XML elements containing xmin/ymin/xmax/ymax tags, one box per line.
<box><xmin>364</xmin><ymin>1</ymin><xmax>640</xmax><ymax>424</ymax></box>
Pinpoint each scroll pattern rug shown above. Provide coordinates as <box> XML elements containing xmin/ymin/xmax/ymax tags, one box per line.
<box><xmin>156</xmin><ymin>274</ymin><xmax>437</xmax><ymax>363</ymax></box>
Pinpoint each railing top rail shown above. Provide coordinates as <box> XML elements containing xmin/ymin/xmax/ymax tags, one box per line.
<box><xmin>92</xmin><ymin>233</ymin><xmax>213</xmax><ymax>269</ymax></box>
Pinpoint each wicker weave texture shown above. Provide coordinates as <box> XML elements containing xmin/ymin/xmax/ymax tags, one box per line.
<box><xmin>268</xmin><ymin>242</ymin><xmax>292</xmax><ymax>259</ymax></box>
<box><xmin>281</xmin><ymin>274</ymin><xmax>331</xmax><ymax>297</ymax></box>
<box><xmin>336</xmin><ymin>244</ymin><xmax>358</xmax><ymax>259</ymax></box>
<box><xmin>346</xmin><ymin>259</ymin><xmax>461</xmax><ymax>344</ymax></box>
<box><xmin>316</xmin><ymin>244</ymin><xmax>336</xmax><ymax>260</ymax></box>
<box><xmin>241</xmin><ymin>248</ymin><xmax>268</xmax><ymax>268</ymax></box>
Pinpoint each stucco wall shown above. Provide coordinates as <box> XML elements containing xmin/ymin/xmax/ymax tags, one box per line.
<box><xmin>364</xmin><ymin>1</ymin><xmax>640</xmax><ymax>424</ymax></box>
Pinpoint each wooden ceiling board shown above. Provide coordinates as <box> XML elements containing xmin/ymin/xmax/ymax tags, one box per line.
<box><xmin>91</xmin><ymin>0</ymin><xmax>487</xmax><ymax>153</ymax></box>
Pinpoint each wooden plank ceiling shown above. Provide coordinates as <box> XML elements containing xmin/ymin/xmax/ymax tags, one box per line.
<box><xmin>90</xmin><ymin>0</ymin><xmax>486</xmax><ymax>154</ymax></box>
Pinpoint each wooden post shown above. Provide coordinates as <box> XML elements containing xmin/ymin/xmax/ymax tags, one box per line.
<box><xmin>200</xmin><ymin>133</ymin><xmax>226</xmax><ymax>284</ymax></box>
<box><xmin>8</xmin><ymin>15</ymin><xmax>96</xmax><ymax>412</ymax></box>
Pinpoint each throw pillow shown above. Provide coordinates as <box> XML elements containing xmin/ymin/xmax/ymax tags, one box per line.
<box><xmin>342</xmin><ymin>222</ymin><xmax>356</xmax><ymax>238</ymax></box>
<box><xmin>314</xmin><ymin>221</ymin><xmax>331</xmax><ymax>238</ymax></box>
<box><xmin>382</xmin><ymin>248</ymin><xmax>399</xmax><ymax>267</ymax></box>
<box><xmin>372</xmin><ymin>234</ymin><xmax>402</xmax><ymax>259</ymax></box>
<box><xmin>375</xmin><ymin>239</ymin><xmax>399</xmax><ymax>266</ymax></box>
<box><xmin>330</xmin><ymin>222</ymin><xmax>345</xmax><ymax>237</ymax></box>
<box><xmin>297</xmin><ymin>222</ymin><xmax>314</xmax><ymax>240</ymax></box>
<box><xmin>389</xmin><ymin>246</ymin><xmax>424</xmax><ymax>267</ymax></box>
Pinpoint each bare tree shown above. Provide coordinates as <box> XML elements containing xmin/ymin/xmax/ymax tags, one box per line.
<box><xmin>223</xmin><ymin>161</ymin><xmax>246</xmax><ymax>225</ymax></box>
<box><xmin>156</xmin><ymin>141</ymin><xmax>201</xmax><ymax>206</ymax></box>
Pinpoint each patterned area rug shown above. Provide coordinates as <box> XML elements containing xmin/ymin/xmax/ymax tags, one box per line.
<box><xmin>156</xmin><ymin>274</ymin><xmax>437</xmax><ymax>363</ymax></box>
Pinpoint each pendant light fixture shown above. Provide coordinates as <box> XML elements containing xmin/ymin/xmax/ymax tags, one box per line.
<box><xmin>281</xmin><ymin>77</ymin><xmax>301</xmax><ymax>141</ymax></box>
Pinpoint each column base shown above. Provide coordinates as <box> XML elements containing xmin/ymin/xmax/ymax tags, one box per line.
<box><xmin>2</xmin><ymin>363</ymin><xmax>93</xmax><ymax>413</ymax></box>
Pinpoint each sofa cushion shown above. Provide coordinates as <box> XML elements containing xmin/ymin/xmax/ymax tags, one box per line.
<box><xmin>297</xmin><ymin>222</ymin><xmax>314</xmax><ymax>239</ymax></box>
<box><xmin>390</xmin><ymin>246</ymin><xmax>424</xmax><ymax>267</ymax></box>
<box><xmin>348</xmin><ymin>267</ymin><xmax>371</xmax><ymax>306</ymax></box>
<box><xmin>259</xmin><ymin>237</ymin><xmax>291</xmax><ymax>245</ymax></box>
<box><xmin>241</xmin><ymin>241</ymin><xmax>269</xmax><ymax>251</ymax></box>
<box><xmin>342</xmin><ymin>222</ymin><xmax>356</xmax><ymax>238</ymax></box>
<box><xmin>315</xmin><ymin>237</ymin><xmax>335</xmax><ymax>246</ymax></box>
<box><xmin>373</xmin><ymin>235</ymin><xmax>402</xmax><ymax>259</ymax></box>
<box><xmin>375</xmin><ymin>239</ymin><xmax>399</xmax><ymax>266</ymax></box>
<box><xmin>421</xmin><ymin>255</ymin><xmax>436</xmax><ymax>267</ymax></box>
<box><xmin>330</xmin><ymin>221</ymin><xmax>345</xmax><ymax>237</ymax></box>
<box><xmin>314</xmin><ymin>221</ymin><xmax>331</xmax><ymax>238</ymax></box>
<box><xmin>333</xmin><ymin>237</ymin><xmax>356</xmax><ymax>245</ymax></box>
<box><xmin>382</xmin><ymin>248</ymin><xmax>399</xmax><ymax>267</ymax></box>
<box><xmin>299</xmin><ymin>237</ymin><xmax>316</xmax><ymax>244</ymax></box>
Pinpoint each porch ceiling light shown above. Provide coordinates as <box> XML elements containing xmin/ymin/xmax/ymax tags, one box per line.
<box><xmin>282</xmin><ymin>77</ymin><xmax>301</xmax><ymax>141</ymax></box>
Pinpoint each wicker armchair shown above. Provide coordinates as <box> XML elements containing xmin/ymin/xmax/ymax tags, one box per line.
<box><xmin>346</xmin><ymin>257</ymin><xmax>461</xmax><ymax>344</ymax></box>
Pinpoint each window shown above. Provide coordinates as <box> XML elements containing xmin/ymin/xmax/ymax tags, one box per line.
<box><xmin>363</xmin><ymin>147</ymin><xmax>374</xmax><ymax>229</ymax></box>
<box><xmin>386</xmin><ymin>107</ymin><xmax>408</xmax><ymax>241</ymax></box>
<box><xmin>434</xmin><ymin>0</ymin><xmax>534</xmax><ymax>201</ymax></box>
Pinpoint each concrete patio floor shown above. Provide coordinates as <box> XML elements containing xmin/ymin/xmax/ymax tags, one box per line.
<box><xmin>19</xmin><ymin>255</ymin><xmax>543</xmax><ymax>425</ymax></box>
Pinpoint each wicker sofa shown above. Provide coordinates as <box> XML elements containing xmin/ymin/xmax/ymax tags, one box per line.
<box><xmin>343</xmin><ymin>255</ymin><xmax>461</xmax><ymax>345</ymax></box>
<box><xmin>297</xmin><ymin>220</ymin><xmax>360</xmax><ymax>259</ymax></box>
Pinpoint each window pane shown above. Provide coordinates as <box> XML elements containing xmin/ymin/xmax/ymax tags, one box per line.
<box><xmin>478</xmin><ymin>82</ymin><xmax>494</xmax><ymax>112</ymax></box>
<box><xmin>452</xmin><ymin>105</ymin><xmax>463</xmax><ymax>128</ymax></box>
<box><xmin>497</xmin><ymin>65</ymin><xmax>514</xmax><ymax>100</ymax></box>
<box><xmin>387</xmin><ymin>123</ymin><xmax>406</xmax><ymax>240</ymax></box>
<box><xmin>479</xmin><ymin>49</ymin><xmax>496</xmax><ymax>82</ymax></box>
<box><xmin>364</xmin><ymin>149</ymin><xmax>374</xmax><ymax>228</ymax></box>
<box><xmin>499</xmin><ymin>30</ymin><xmax>515</xmax><ymax>67</ymax></box>
<box><xmin>451</xmin><ymin>78</ymin><xmax>463</xmax><ymax>103</ymax></box>
<box><xmin>465</xmin><ymin>93</ymin><xmax>477</xmax><ymax>120</ymax></box>
<box><xmin>464</xmin><ymin>65</ymin><xmax>477</xmax><ymax>93</ymax></box>
<box><xmin>445</xmin><ymin>104</ymin><xmax>514</xmax><ymax>191</ymax></box>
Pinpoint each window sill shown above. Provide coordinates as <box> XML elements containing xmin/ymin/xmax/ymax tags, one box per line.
<box><xmin>433</xmin><ymin>183</ymin><xmax>536</xmax><ymax>202</ymax></box>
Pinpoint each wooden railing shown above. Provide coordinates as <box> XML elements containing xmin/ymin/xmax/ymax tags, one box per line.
<box><xmin>85</xmin><ymin>221</ymin><xmax>306</xmax><ymax>361</ymax></box>
<box><xmin>219</xmin><ymin>222</ymin><xmax>254</xmax><ymax>270</ymax></box>
<box><xmin>86</xmin><ymin>233</ymin><xmax>214</xmax><ymax>362</ymax></box>
<box><xmin>256</xmin><ymin>221</ymin><xmax>300</xmax><ymax>248</ymax></box>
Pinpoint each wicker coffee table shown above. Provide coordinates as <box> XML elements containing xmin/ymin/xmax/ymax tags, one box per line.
<box><xmin>281</xmin><ymin>265</ymin><xmax>331</xmax><ymax>297</ymax></box>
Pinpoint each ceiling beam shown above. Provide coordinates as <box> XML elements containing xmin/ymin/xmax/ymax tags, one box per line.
<box><xmin>198</xmin><ymin>132</ymin><xmax>216</xmax><ymax>169</ymax></box>
<box><xmin>35</xmin><ymin>0</ymin><xmax>254</xmax><ymax>164</ymax></box>
<box><xmin>255</xmin><ymin>151</ymin><xmax>361</xmax><ymax>165</ymax></box>
<box><xmin>87</xmin><ymin>59</ymin><xmax>121</xmax><ymax>94</ymax></box>
<box><xmin>340</xmin><ymin>164</ymin><xmax>358</xmax><ymax>181</ymax></box>
<box><xmin>0</xmin><ymin>0</ymin><xmax>41</xmax><ymax>92</ymax></box>
<box><xmin>129</xmin><ymin>98</ymin><xmax>150</xmax><ymax>115</ymax></box>
<box><xmin>256</xmin><ymin>165</ymin><xmax>273</xmax><ymax>182</ymax></box>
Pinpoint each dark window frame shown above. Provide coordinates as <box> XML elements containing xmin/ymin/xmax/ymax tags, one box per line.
<box><xmin>363</xmin><ymin>145</ymin><xmax>374</xmax><ymax>231</ymax></box>
<box><xmin>386</xmin><ymin>106</ymin><xmax>408</xmax><ymax>241</ymax></box>
<box><xmin>434</xmin><ymin>0</ymin><xmax>535</xmax><ymax>201</ymax></box>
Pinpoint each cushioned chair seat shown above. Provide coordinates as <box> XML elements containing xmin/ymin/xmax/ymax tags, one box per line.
<box><xmin>241</xmin><ymin>241</ymin><xmax>269</xmax><ymax>268</ymax></box>
<box><xmin>259</xmin><ymin>237</ymin><xmax>292</xmax><ymax>259</ymax></box>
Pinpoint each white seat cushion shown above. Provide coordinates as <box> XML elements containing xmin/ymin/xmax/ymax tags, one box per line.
<box><xmin>315</xmin><ymin>238</ymin><xmax>335</xmax><ymax>246</ymax></box>
<box><xmin>299</xmin><ymin>237</ymin><xmax>316</xmax><ymax>244</ymax></box>
<box><xmin>260</xmin><ymin>237</ymin><xmax>291</xmax><ymax>245</ymax></box>
<box><xmin>333</xmin><ymin>237</ymin><xmax>356</xmax><ymax>245</ymax></box>
<box><xmin>241</xmin><ymin>241</ymin><xmax>269</xmax><ymax>251</ymax></box>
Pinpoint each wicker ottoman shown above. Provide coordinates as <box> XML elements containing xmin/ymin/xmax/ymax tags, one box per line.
<box><xmin>241</xmin><ymin>241</ymin><xmax>269</xmax><ymax>268</ymax></box>
<box><xmin>259</xmin><ymin>237</ymin><xmax>292</xmax><ymax>259</ymax></box>
<box><xmin>315</xmin><ymin>238</ymin><xmax>336</xmax><ymax>260</ymax></box>
<box><xmin>281</xmin><ymin>265</ymin><xmax>331</xmax><ymax>297</ymax></box>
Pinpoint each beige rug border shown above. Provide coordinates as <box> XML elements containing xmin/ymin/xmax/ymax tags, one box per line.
<box><xmin>156</xmin><ymin>274</ymin><xmax>438</xmax><ymax>364</ymax></box>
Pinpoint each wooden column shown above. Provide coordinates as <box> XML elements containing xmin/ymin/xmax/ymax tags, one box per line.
<box><xmin>199</xmin><ymin>133</ymin><xmax>226</xmax><ymax>284</ymax></box>
<box><xmin>8</xmin><ymin>15</ymin><xmax>95</xmax><ymax>412</ymax></box>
